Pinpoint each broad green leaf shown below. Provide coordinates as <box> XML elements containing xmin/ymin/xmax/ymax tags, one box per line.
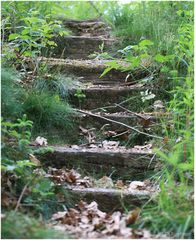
<box><xmin>8</xmin><ymin>33</ymin><xmax>20</xmax><ymax>41</ymax></box>
<box><xmin>178</xmin><ymin>162</ymin><xmax>193</xmax><ymax>171</ymax></box>
<box><xmin>100</xmin><ymin>67</ymin><xmax>112</xmax><ymax>78</ymax></box>
<box><xmin>154</xmin><ymin>54</ymin><xmax>166</xmax><ymax>62</ymax></box>
<box><xmin>139</xmin><ymin>39</ymin><xmax>153</xmax><ymax>47</ymax></box>
<box><xmin>155</xmin><ymin>54</ymin><xmax>174</xmax><ymax>63</ymax></box>
<box><xmin>21</xmin><ymin>28</ymin><xmax>30</xmax><ymax>35</ymax></box>
<box><xmin>47</xmin><ymin>40</ymin><xmax>57</xmax><ymax>46</ymax></box>
<box><xmin>23</xmin><ymin>51</ymin><xmax>32</xmax><ymax>57</ymax></box>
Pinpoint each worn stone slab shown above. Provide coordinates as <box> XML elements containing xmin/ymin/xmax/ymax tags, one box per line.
<box><xmin>37</xmin><ymin>146</ymin><xmax>156</xmax><ymax>179</ymax></box>
<box><xmin>68</xmin><ymin>84</ymin><xmax>147</xmax><ymax>110</ymax></box>
<box><xmin>64</xmin><ymin>187</ymin><xmax>154</xmax><ymax>212</ymax></box>
<box><xmin>62</xmin><ymin>18</ymin><xmax>111</xmax><ymax>37</ymax></box>
<box><xmin>39</xmin><ymin>57</ymin><xmax>149</xmax><ymax>84</ymax></box>
<box><xmin>49</xmin><ymin>36</ymin><xmax>115</xmax><ymax>59</ymax></box>
<box><xmin>76</xmin><ymin>111</ymin><xmax>158</xmax><ymax>130</ymax></box>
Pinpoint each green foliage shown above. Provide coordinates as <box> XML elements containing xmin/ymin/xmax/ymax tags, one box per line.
<box><xmin>138</xmin><ymin>12</ymin><xmax>194</xmax><ymax>238</ymax></box>
<box><xmin>33</xmin><ymin>73</ymin><xmax>80</xmax><ymax>98</ymax></box>
<box><xmin>22</xmin><ymin>91</ymin><xmax>73</xmax><ymax>132</ymax></box>
<box><xmin>1</xmin><ymin>68</ymin><xmax>74</xmax><ymax>134</ymax></box>
<box><xmin>1</xmin><ymin>117</ymin><xmax>70</xmax><ymax>220</ymax></box>
<box><xmin>2</xmin><ymin>115</ymin><xmax>33</xmax><ymax>162</ymax></box>
<box><xmin>2</xmin><ymin>2</ymin><xmax>68</xmax><ymax>64</ymax></box>
<box><xmin>1</xmin><ymin>68</ymin><xmax>24</xmax><ymax>118</ymax></box>
<box><xmin>108</xmin><ymin>2</ymin><xmax>193</xmax><ymax>54</ymax></box>
<box><xmin>2</xmin><ymin>211</ymin><xmax>68</xmax><ymax>239</ymax></box>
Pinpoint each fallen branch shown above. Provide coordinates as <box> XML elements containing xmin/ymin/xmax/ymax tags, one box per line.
<box><xmin>75</xmin><ymin>109</ymin><xmax>163</xmax><ymax>140</ymax></box>
<box><xmin>14</xmin><ymin>176</ymin><xmax>36</xmax><ymax>212</ymax></box>
<box><xmin>114</xmin><ymin>103</ymin><xmax>151</xmax><ymax>120</ymax></box>
<box><xmin>14</xmin><ymin>183</ymin><xmax>29</xmax><ymax>212</ymax></box>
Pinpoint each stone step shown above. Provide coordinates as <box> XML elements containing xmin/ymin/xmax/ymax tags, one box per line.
<box><xmin>62</xmin><ymin>18</ymin><xmax>111</xmax><ymax>37</ymax></box>
<box><xmin>39</xmin><ymin>58</ymin><xmax>149</xmax><ymax>84</ymax></box>
<box><xmin>75</xmin><ymin>111</ymin><xmax>159</xmax><ymax>131</ymax></box>
<box><xmin>64</xmin><ymin>186</ymin><xmax>155</xmax><ymax>212</ymax></box>
<box><xmin>73</xmin><ymin>111</ymin><xmax>161</xmax><ymax>144</ymax></box>
<box><xmin>37</xmin><ymin>145</ymin><xmax>156</xmax><ymax>179</ymax></box>
<box><xmin>68</xmin><ymin>84</ymin><xmax>147</xmax><ymax>111</ymax></box>
<box><xmin>40</xmin><ymin>111</ymin><xmax>162</xmax><ymax>145</ymax></box>
<box><xmin>48</xmin><ymin>36</ymin><xmax>115</xmax><ymax>59</ymax></box>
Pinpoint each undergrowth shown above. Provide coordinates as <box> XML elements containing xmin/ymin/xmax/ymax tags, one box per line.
<box><xmin>1</xmin><ymin>67</ymin><xmax>75</xmax><ymax>137</ymax></box>
<box><xmin>2</xmin><ymin>211</ymin><xmax>69</xmax><ymax>239</ymax></box>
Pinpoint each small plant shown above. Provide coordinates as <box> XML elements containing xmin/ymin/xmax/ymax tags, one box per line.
<box><xmin>89</xmin><ymin>42</ymin><xmax>113</xmax><ymax>60</ymax></box>
<box><xmin>2</xmin><ymin>115</ymin><xmax>33</xmax><ymax>162</ymax></box>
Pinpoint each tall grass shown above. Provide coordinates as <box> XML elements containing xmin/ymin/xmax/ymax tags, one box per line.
<box><xmin>1</xmin><ymin>68</ymin><xmax>75</xmax><ymax>137</ymax></box>
<box><xmin>1</xmin><ymin>68</ymin><xmax>24</xmax><ymax>118</ymax></box>
<box><xmin>105</xmin><ymin>2</ymin><xmax>193</xmax><ymax>54</ymax></box>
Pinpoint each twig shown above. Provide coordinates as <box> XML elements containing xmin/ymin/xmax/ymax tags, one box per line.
<box><xmin>75</xmin><ymin>109</ymin><xmax>163</xmax><ymax>140</ymax></box>
<box><xmin>14</xmin><ymin>183</ymin><xmax>29</xmax><ymax>212</ymax></box>
<box><xmin>113</xmin><ymin>130</ymin><xmax>130</xmax><ymax>138</ymax></box>
<box><xmin>114</xmin><ymin>103</ymin><xmax>150</xmax><ymax>120</ymax></box>
<box><xmin>14</xmin><ymin>176</ymin><xmax>35</xmax><ymax>212</ymax></box>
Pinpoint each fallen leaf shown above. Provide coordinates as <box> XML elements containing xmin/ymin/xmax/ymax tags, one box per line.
<box><xmin>125</xmin><ymin>208</ymin><xmax>141</xmax><ymax>225</ymax></box>
<box><xmin>35</xmin><ymin>136</ymin><xmax>47</xmax><ymax>146</ymax></box>
<box><xmin>95</xmin><ymin>176</ymin><xmax>114</xmax><ymax>188</ymax></box>
<box><xmin>115</xmin><ymin>180</ymin><xmax>125</xmax><ymax>189</ymax></box>
<box><xmin>28</xmin><ymin>154</ymin><xmax>41</xmax><ymax>166</ymax></box>
<box><xmin>102</xmin><ymin>140</ymin><xmax>119</xmax><ymax>149</ymax></box>
<box><xmin>133</xmin><ymin>144</ymin><xmax>152</xmax><ymax>151</ymax></box>
<box><xmin>129</xmin><ymin>181</ymin><xmax>146</xmax><ymax>190</ymax></box>
<box><xmin>52</xmin><ymin>211</ymin><xmax>67</xmax><ymax>221</ymax></box>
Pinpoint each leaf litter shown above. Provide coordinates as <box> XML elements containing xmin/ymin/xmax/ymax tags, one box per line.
<box><xmin>51</xmin><ymin>200</ymin><xmax>152</xmax><ymax>239</ymax></box>
<box><xmin>44</xmin><ymin>167</ymin><xmax>157</xmax><ymax>193</ymax></box>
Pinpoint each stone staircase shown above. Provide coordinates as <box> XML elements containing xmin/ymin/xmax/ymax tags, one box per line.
<box><xmin>37</xmin><ymin>19</ymin><xmax>160</xmax><ymax>212</ymax></box>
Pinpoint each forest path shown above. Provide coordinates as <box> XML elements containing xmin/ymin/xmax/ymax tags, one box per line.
<box><xmin>36</xmin><ymin>19</ymin><xmax>160</xmax><ymax>237</ymax></box>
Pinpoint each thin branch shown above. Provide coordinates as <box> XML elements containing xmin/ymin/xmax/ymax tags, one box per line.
<box><xmin>114</xmin><ymin>103</ymin><xmax>151</xmax><ymax>120</ymax></box>
<box><xmin>75</xmin><ymin>109</ymin><xmax>163</xmax><ymax>140</ymax></box>
<box><xmin>14</xmin><ymin>176</ymin><xmax>35</xmax><ymax>212</ymax></box>
<box><xmin>14</xmin><ymin>183</ymin><xmax>29</xmax><ymax>212</ymax></box>
<box><xmin>113</xmin><ymin>130</ymin><xmax>130</xmax><ymax>138</ymax></box>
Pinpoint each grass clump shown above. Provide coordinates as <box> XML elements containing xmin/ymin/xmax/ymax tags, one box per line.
<box><xmin>107</xmin><ymin>2</ymin><xmax>193</xmax><ymax>54</ymax></box>
<box><xmin>1</xmin><ymin>68</ymin><xmax>24</xmax><ymax>118</ymax></box>
<box><xmin>1</xmin><ymin>211</ymin><xmax>68</xmax><ymax>239</ymax></box>
<box><xmin>1</xmin><ymin>68</ymin><xmax>76</xmax><ymax>137</ymax></box>
<box><xmin>23</xmin><ymin>91</ymin><xmax>73</xmax><ymax>132</ymax></box>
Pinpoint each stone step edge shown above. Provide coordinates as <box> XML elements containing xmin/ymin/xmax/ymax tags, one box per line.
<box><xmin>59</xmin><ymin>35</ymin><xmax>116</xmax><ymax>41</ymax></box>
<box><xmin>36</xmin><ymin>145</ymin><xmax>156</xmax><ymax>169</ymax></box>
<box><xmin>38</xmin><ymin>57</ymin><xmax>148</xmax><ymax>71</ymax></box>
<box><xmin>62</xmin><ymin>186</ymin><xmax>156</xmax><ymax>211</ymax></box>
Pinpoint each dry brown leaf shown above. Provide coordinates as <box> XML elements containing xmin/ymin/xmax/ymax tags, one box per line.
<box><xmin>133</xmin><ymin>144</ymin><xmax>152</xmax><ymax>151</ymax></box>
<box><xmin>102</xmin><ymin>140</ymin><xmax>119</xmax><ymax>149</ymax></box>
<box><xmin>81</xmin><ymin>215</ymin><xmax>90</xmax><ymax>224</ymax></box>
<box><xmin>29</xmin><ymin>154</ymin><xmax>41</xmax><ymax>166</ymax></box>
<box><xmin>129</xmin><ymin>181</ymin><xmax>146</xmax><ymax>190</ymax></box>
<box><xmin>51</xmin><ymin>200</ymin><xmax>152</xmax><ymax>239</ymax></box>
<box><xmin>52</xmin><ymin>211</ymin><xmax>67</xmax><ymax>221</ymax></box>
<box><xmin>115</xmin><ymin>180</ymin><xmax>125</xmax><ymax>189</ymax></box>
<box><xmin>96</xmin><ymin>176</ymin><xmax>114</xmax><ymax>188</ymax></box>
<box><xmin>125</xmin><ymin>208</ymin><xmax>141</xmax><ymax>225</ymax></box>
<box><xmin>35</xmin><ymin>136</ymin><xmax>47</xmax><ymax>146</ymax></box>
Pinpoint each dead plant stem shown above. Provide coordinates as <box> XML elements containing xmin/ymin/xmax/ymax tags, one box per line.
<box><xmin>75</xmin><ymin>109</ymin><xmax>163</xmax><ymax>140</ymax></box>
